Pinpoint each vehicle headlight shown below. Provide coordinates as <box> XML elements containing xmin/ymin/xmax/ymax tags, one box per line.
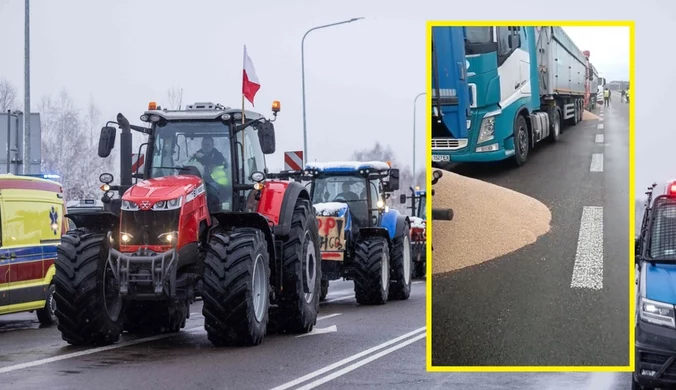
<box><xmin>377</xmin><ymin>200</ymin><xmax>385</xmax><ymax>209</ymax></box>
<box><xmin>120</xmin><ymin>232</ymin><xmax>133</xmax><ymax>243</ymax></box>
<box><xmin>158</xmin><ymin>231</ymin><xmax>178</xmax><ymax>243</ymax></box>
<box><xmin>477</xmin><ymin>115</ymin><xmax>496</xmax><ymax>144</ymax></box>
<box><xmin>186</xmin><ymin>183</ymin><xmax>206</xmax><ymax>203</ymax></box>
<box><xmin>153</xmin><ymin>197</ymin><xmax>182</xmax><ymax>210</ymax></box>
<box><xmin>640</xmin><ymin>297</ymin><xmax>676</xmax><ymax>328</ymax></box>
<box><xmin>121</xmin><ymin>200</ymin><xmax>139</xmax><ymax>211</ymax></box>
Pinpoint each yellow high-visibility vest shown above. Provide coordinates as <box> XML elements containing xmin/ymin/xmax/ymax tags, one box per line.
<box><xmin>210</xmin><ymin>166</ymin><xmax>230</xmax><ymax>186</ymax></box>
<box><xmin>604</xmin><ymin>90</ymin><xmax>610</xmax><ymax>98</ymax></box>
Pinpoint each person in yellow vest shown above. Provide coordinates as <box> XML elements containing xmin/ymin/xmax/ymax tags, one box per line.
<box><xmin>603</xmin><ymin>88</ymin><xmax>610</xmax><ymax>107</ymax></box>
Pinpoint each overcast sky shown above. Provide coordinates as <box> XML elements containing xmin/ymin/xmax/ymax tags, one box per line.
<box><xmin>0</xmin><ymin>1</ymin><xmax>630</xmax><ymax>176</ymax></box>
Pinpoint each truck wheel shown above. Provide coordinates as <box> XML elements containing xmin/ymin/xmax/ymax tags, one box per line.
<box><xmin>513</xmin><ymin>115</ymin><xmax>529</xmax><ymax>166</ymax></box>
<box><xmin>353</xmin><ymin>237</ymin><xmax>390</xmax><ymax>305</ymax></box>
<box><xmin>124</xmin><ymin>300</ymin><xmax>188</xmax><ymax>334</ymax></box>
<box><xmin>272</xmin><ymin>198</ymin><xmax>321</xmax><ymax>334</ymax></box>
<box><xmin>389</xmin><ymin>223</ymin><xmax>412</xmax><ymax>300</ymax></box>
<box><xmin>320</xmin><ymin>278</ymin><xmax>329</xmax><ymax>301</ymax></box>
<box><xmin>36</xmin><ymin>284</ymin><xmax>57</xmax><ymax>326</ymax></box>
<box><xmin>203</xmin><ymin>228</ymin><xmax>270</xmax><ymax>346</ymax></box>
<box><xmin>577</xmin><ymin>100</ymin><xmax>584</xmax><ymax>122</ymax></box>
<box><xmin>53</xmin><ymin>230</ymin><xmax>124</xmax><ymax>346</ymax></box>
<box><xmin>548</xmin><ymin>109</ymin><xmax>560</xmax><ymax>143</ymax></box>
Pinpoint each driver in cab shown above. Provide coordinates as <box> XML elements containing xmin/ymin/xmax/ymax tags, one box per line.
<box><xmin>190</xmin><ymin>136</ymin><xmax>230</xmax><ymax>211</ymax></box>
<box><xmin>334</xmin><ymin>182</ymin><xmax>359</xmax><ymax>202</ymax></box>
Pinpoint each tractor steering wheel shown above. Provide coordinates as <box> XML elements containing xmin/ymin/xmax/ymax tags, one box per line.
<box><xmin>333</xmin><ymin>196</ymin><xmax>347</xmax><ymax>202</ymax></box>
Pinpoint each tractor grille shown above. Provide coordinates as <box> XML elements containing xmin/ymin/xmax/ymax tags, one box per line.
<box><xmin>120</xmin><ymin>209</ymin><xmax>180</xmax><ymax>246</ymax></box>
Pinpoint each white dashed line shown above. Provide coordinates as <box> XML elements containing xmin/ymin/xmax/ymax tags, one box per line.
<box><xmin>570</xmin><ymin>206</ymin><xmax>604</xmax><ymax>290</ymax></box>
<box><xmin>595</xmin><ymin>134</ymin><xmax>604</xmax><ymax>143</ymax></box>
<box><xmin>317</xmin><ymin>313</ymin><xmax>342</xmax><ymax>321</ymax></box>
<box><xmin>599</xmin><ymin>117</ymin><xmax>604</xmax><ymax>121</ymax></box>
<box><xmin>597</xmin><ymin>123</ymin><xmax>604</xmax><ymax>130</ymax></box>
<box><xmin>590</xmin><ymin>153</ymin><xmax>603</xmax><ymax>172</ymax></box>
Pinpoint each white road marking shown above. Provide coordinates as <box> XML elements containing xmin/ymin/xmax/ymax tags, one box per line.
<box><xmin>0</xmin><ymin>327</ymin><xmax>201</xmax><ymax>374</ymax></box>
<box><xmin>295</xmin><ymin>333</ymin><xmax>427</xmax><ymax>389</ymax></box>
<box><xmin>570</xmin><ymin>206</ymin><xmax>604</xmax><ymax>290</ymax></box>
<box><xmin>595</xmin><ymin>134</ymin><xmax>604</xmax><ymax>143</ymax></box>
<box><xmin>597</xmin><ymin>123</ymin><xmax>604</xmax><ymax>129</ymax></box>
<box><xmin>296</xmin><ymin>325</ymin><xmax>338</xmax><ymax>338</ymax></box>
<box><xmin>590</xmin><ymin>154</ymin><xmax>603</xmax><ymax>172</ymax></box>
<box><xmin>599</xmin><ymin>117</ymin><xmax>604</xmax><ymax>121</ymax></box>
<box><xmin>269</xmin><ymin>327</ymin><xmax>426</xmax><ymax>390</ymax></box>
<box><xmin>323</xmin><ymin>295</ymin><xmax>354</xmax><ymax>303</ymax></box>
<box><xmin>412</xmin><ymin>281</ymin><xmax>425</xmax><ymax>284</ymax></box>
<box><xmin>317</xmin><ymin>313</ymin><xmax>342</xmax><ymax>321</ymax></box>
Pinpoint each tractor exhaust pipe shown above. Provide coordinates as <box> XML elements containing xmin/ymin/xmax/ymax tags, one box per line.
<box><xmin>116</xmin><ymin>113</ymin><xmax>133</xmax><ymax>191</ymax></box>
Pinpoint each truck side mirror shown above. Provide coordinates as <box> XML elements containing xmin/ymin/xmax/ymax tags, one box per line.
<box><xmin>386</xmin><ymin>168</ymin><xmax>400</xmax><ymax>191</ymax></box>
<box><xmin>508</xmin><ymin>34</ymin><xmax>521</xmax><ymax>49</ymax></box>
<box><xmin>98</xmin><ymin>126</ymin><xmax>116</xmax><ymax>158</ymax></box>
<box><xmin>400</xmin><ymin>194</ymin><xmax>407</xmax><ymax>204</ymax></box>
<box><xmin>635</xmin><ymin>236</ymin><xmax>640</xmax><ymax>258</ymax></box>
<box><xmin>257</xmin><ymin>121</ymin><xmax>276</xmax><ymax>155</ymax></box>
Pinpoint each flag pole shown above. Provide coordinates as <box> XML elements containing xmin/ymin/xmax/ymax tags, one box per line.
<box><xmin>241</xmin><ymin>46</ymin><xmax>246</xmax><ymax>176</ymax></box>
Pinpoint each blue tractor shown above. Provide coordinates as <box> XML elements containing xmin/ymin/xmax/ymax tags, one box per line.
<box><xmin>304</xmin><ymin>161</ymin><xmax>412</xmax><ymax>305</ymax></box>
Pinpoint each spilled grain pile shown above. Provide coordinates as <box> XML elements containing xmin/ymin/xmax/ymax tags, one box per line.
<box><xmin>432</xmin><ymin>171</ymin><xmax>552</xmax><ymax>274</ymax></box>
<box><xmin>582</xmin><ymin>110</ymin><xmax>600</xmax><ymax>121</ymax></box>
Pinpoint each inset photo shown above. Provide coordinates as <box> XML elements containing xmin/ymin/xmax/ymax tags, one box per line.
<box><xmin>428</xmin><ymin>22</ymin><xmax>633</xmax><ymax>369</ymax></box>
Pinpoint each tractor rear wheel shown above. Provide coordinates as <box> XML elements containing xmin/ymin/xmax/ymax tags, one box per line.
<box><xmin>272</xmin><ymin>198</ymin><xmax>321</xmax><ymax>334</ymax></box>
<box><xmin>389</xmin><ymin>224</ymin><xmax>412</xmax><ymax>300</ymax></box>
<box><xmin>202</xmin><ymin>228</ymin><xmax>270</xmax><ymax>346</ymax></box>
<box><xmin>353</xmin><ymin>237</ymin><xmax>390</xmax><ymax>305</ymax></box>
<box><xmin>124</xmin><ymin>300</ymin><xmax>188</xmax><ymax>334</ymax></box>
<box><xmin>53</xmin><ymin>230</ymin><xmax>124</xmax><ymax>346</ymax></box>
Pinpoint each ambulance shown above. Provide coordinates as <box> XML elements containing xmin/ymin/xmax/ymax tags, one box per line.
<box><xmin>0</xmin><ymin>174</ymin><xmax>67</xmax><ymax>325</ymax></box>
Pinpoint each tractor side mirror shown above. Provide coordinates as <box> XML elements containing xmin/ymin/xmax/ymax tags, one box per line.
<box><xmin>257</xmin><ymin>121</ymin><xmax>276</xmax><ymax>155</ymax></box>
<box><xmin>508</xmin><ymin>33</ymin><xmax>521</xmax><ymax>49</ymax></box>
<box><xmin>98</xmin><ymin>126</ymin><xmax>117</xmax><ymax>158</ymax></box>
<box><xmin>635</xmin><ymin>236</ymin><xmax>640</xmax><ymax>260</ymax></box>
<box><xmin>400</xmin><ymin>194</ymin><xmax>407</xmax><ymax>204</ymax></box>
<box><xmin>386</xmin><ymin>168</ymin><xmax>400</xmax><ymax>191</ymax></box>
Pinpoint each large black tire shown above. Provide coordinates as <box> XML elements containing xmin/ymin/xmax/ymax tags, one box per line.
<box><xmin>548</xmin><ymin>109</ymin><xmax>560</xmax><ymax>143</ymax></box>
<box><xmin>36</xmin><ymin>283</ymin><xmax>57</xmax><ymax>326</ymax></box>
<box><xmin>412</xmin><ymin>241</ymin><xmax>426</xmax><ymax>279</ymax></box>
<box><xmin>124</xmin><ymin>300</ymin><xmax>188</xmax><ymax>334</ymax></box>
<box><xmin>53</xmin><ymin>230</ymin><xmax>124</xmax><ymax>346</ymax></box>
<box><xmin>202</xmin><ymin>228</ymin><xmax>270</xmax><ymax>347</ymax></box>
<box><xmin>320</xmin><ymin>278</ymin><xmax>329</xmax><ymax>301</ymax></box>
<box><xmin>513</xmin><ymin>114</ymin><xmax>529</xmax><ymax>166</ymax></box>
<box><xmin>389</xmin><ymin>223</ymin><xmax>412</xmax><ymax>300</ymax></box>
<box><xmin>353</xmin><ymin>237</ymin><xmax>390</xmax><ymax>305</ymax></box>
<box><xmin>271</xmin><ymin>198</ymin><xmax>321</xmax><ymax>334</ymax></box>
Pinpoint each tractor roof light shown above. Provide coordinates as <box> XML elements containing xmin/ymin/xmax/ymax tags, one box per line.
<box><xmin>668</xmin><ymin>182</ymin><xmax>676</xmax><ymax>196</ymax></box>
<box><xmin>272</xmin><ymin>100</ymin><xmax>281</xmax><ymax>113</ymax></box>
<box><xmin>148</xmin><ymin>101</ymin><xmax>157</xmax><ymax>110</ymax></box>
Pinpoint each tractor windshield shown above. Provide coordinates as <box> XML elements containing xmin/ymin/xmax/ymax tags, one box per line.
<box><xmin>417</xmin><ymin>195</ymin><xmax>427</xmax><ymax>220</ymax></box>
<box><xmin>150</xmin><ymin>121</ymin><xmax>233</xmax><ymax>211</ymax></box>
<box><xmin>312</xmin><ymin>174</ymin><xmax>370</xmax><ymax>225</ymax></box>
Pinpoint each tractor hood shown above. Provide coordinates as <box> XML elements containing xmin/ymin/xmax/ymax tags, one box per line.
<box><xmin>314</xmin><ymin>202</ymin><xmax>348</xmax><ymax>218</ymax></box>
<box><xmin>410</xmin><ymin>216</ymin><xmax>426</xmax><ymax>230</ymax></box>
<box><xmin>123</xmin><ymin>175</ymin><xmax>203</xmax><ymax>206</ymax></box>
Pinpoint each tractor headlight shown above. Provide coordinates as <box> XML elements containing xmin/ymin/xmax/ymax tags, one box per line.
<box><xmin>120</xmin><ymin>232</ymin><xmax>133</xmax><ymax>243</ymax></box>
<box><xmin>640</xmin><ymin>297</ymin><xmax>676</xmax><ymax>328</ymax></box>
<box><xmin>186</xmin><ymin>183</ymin><xmax>206</xmax><ymax>203</ymax></box>
<box><xmin>158</xmin><ymin>231</ymin><xmax>178</xmax><ymax>244</ymax></box>
<box><xmin>153</xmin><ymin>197</ymin><xmax>182</xmax><ymax>210</ymax></box>
<box><xmin>121</xmin><ymin>200</ymin><xmax>139</xmax><ymax>211</ymax></box>
<box><xmin>477</xmin><ymin>115</ymin><xmax>496</xmax><ymax>144</ymax></box>
<box><xmin>377</xmin><ymin>200</ymin><xmax>385</xmax><ymax>209</ymax></box>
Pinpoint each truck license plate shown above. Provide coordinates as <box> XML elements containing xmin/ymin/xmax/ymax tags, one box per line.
<box><xmin>432</xmin><ymin>154</ymin><xmax>450</xmax><ymax>162</ymax></box>
<box><xmin>316</xmin><ymin>216</ymin><xmax>346</xmax><ymax>261</ymax></box>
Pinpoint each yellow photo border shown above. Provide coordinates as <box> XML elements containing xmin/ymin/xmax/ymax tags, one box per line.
<box><xmin>425</xmin><ymin>19</ymin><xmax>636</xmax><ymax>372</ymax></box>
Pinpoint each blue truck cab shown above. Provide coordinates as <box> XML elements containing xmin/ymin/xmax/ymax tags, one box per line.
<box><xmin>305</xmin><ymin>161</ymin><xmax>412</xmax><ymax>305</ymax></box>
<box><xmin>432</xmin><ymin>26</ymin><xmax>592</xmax><ymax>167</ymax></box>
<box><xmin>634</xmin><ymin>181</ymin><xmax>676</xmax><ymax>389</ymax></box>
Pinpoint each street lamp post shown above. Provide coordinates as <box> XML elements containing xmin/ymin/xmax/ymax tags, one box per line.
<box><xmin>301</xmin><ymin>17</ymin><xmax>364</xmax><ymax>165</ymax></box>
<box><xmin>413</xmin><ymin>92</ymin><xmax>425</xmax><ymax>189</ymax></box>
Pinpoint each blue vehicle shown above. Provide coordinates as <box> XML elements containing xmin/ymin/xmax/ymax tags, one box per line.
<box><xmin>304</xmin><ymin>161</ymin><xmax>412</xmax><ymax>305</ymax></box>
<box><xmin>432</xmin><ymin>26</ymin><xmax>596</xmax><ymax>166</ymax></box>
<box><xmin>401</xmin><ymin>187</ymin><xmax>427</xmax><ymax>278</ymax></box>
<box><xmin>634</xmin><ymin>181</ymin><xmax>676</xmax><ymax>389</ymax></box>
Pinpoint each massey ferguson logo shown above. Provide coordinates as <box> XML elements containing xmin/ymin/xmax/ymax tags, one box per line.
<box><xmin>140</xmin><ymin>201</ymin><xmax>151</xmax><ymax>210</ymax></box>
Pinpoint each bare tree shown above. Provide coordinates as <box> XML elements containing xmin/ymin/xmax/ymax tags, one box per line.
<box><xmin>165</xmin><ymin>87</ymin><xmax>183</xmax><ymax>110</ymax></box>
<box><xmin>0</xmin><ymin>78</ymin><xmax>19</xmax><ymax>112</ymax></box>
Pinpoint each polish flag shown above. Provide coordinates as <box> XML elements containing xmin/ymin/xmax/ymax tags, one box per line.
<box><xmin>242</xmin><ymin>45</ymin><xmax>261</xmax><ymax>106</ymax></box>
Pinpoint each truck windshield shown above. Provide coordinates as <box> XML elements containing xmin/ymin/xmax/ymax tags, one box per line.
<box><xmin>312</xmin><ymin>175</ymin><xmax>369</xmax><ymax>226</ymax></box>
<box><xmin>150</xmin><ymin>121</ymin><xmax>233</xmax><ymax>211</ymax></box>
<box><xmin>649</xmin><ymin>202</ymin><xmax>676</xmax><ymax>260</ymax></box>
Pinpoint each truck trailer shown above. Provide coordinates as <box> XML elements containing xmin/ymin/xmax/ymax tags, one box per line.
<box><xmin>432</xmin><ymin>26</ymin><xmax>602</xmax><ymax>166</ymax></box>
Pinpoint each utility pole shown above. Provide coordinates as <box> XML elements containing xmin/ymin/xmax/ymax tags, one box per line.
<box><xmin>23</xmin><ymin>0</ymin><xmax>30</xmax><ymax>174</ymax></box>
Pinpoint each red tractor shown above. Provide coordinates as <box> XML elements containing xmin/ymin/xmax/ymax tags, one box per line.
<box><xmin>54</xmin><ymin>101</ymin><xmax>322</xmax><ymax>347</ymax></box>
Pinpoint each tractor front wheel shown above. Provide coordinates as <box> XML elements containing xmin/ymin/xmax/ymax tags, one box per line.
<box><xmin>202</xmin><ymin>228</ymin><xmax>270</xmax><ymax>347</ymax></box>
<box><xmin>53</xmin><ymin>230</ymin><xmax>124</xmax><ymax>346</ymax></box>
<box><xmin>272</xmin><ymin>198</ymin><xmax>321</xmax><ymax>334</ymax></box>
<box><xmin>353</xmin><ymin>237</ymin><xmax>390</xmax><ymax>305</ymax></box>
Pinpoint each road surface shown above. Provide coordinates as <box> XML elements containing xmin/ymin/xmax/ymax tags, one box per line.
<box><xmin>432</xmin><ymin>93</ymin><xmax>631</xmax><ymax>367</ymax></box>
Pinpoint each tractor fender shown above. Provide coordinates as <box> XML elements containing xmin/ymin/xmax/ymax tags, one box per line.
<box><xmin>209</xmin><ymin>211</ymin><xmax>276</xmax><ymax>261</ymax></box>
<box><xmin>66</xmin><ymin>211</ymin><xmax>119</xmax><ymax>235</ymax></box>
<box><xmin>257</xmin><ymin>180</ymin><xmax>310</xmax><ymax>237</ymax></box>
<box><xmin>357</xmin><ymin>227</ymin><xmax>391</xmax><ymax>242</ymax></box>
<box><xmin>379</xmin><ymin>209</ymin><xmax>410</xmax><ymax>241</ymax></box>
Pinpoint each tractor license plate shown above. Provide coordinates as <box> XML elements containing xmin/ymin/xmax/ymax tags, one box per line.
<box><xmin>316</xmin><ymin>216</ymin><xmax>346</xmax><ymax>261</ymax></box>
<box><xmin>432</xmin><ymin>154</ymin><xmax>450</xmax><ymax>162</ymax></box>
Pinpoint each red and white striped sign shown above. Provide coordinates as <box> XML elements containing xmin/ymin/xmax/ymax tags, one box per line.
<box><xmin>284</xmin><ymin>151</ymin><xmax>303</xmax><ymax>171</ymax></box>
<box><xmin>132</xmin><ymin>153</ymin><xmax>145</xmax><ymax>173</ymax></box>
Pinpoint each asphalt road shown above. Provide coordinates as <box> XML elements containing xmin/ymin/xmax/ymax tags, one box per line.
<box><xmin>432</xmin><ymin>93</ymin><xmax>631</xmax><ymax>367</ymax></box>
